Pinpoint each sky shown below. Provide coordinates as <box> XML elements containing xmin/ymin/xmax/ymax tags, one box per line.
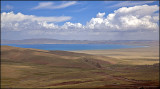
<box><xmin>1</xmin><ymin>1</ymin><xmax>159</xmax><ymax>40</ymax></box>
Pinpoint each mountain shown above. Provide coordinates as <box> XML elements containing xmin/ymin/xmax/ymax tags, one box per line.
<box><xmin>1</xmin><ymin>38</ymin><xmax>158</xmax><ymax>46</ymax></box>
<box><xmin>1</xmin><ymin>38</ymin><xmax>93</xmax><ymax>44</ymax></box>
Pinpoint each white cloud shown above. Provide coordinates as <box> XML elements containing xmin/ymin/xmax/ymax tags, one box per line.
<box><xmin>109</xmin><ymin>1</ymin><xmax>155</xmax><ymax>8</ymax></box>
<box><xmin>61</xmin><ymin>22</ymin><xmax>84</xmax><ymax>30</ymax></box>
<box><xmin>1</xmin><ymin>12</ymin><xmax>71</xmax><ymax>23</ymax></box>
<box><xmin>96</xmin><ymin>12</ymin><xmax>105</xmax><ymax>18</ymax></box>
<box><xmin>1</xmin><ymin>12</ymin><xmax>72</xmax><ymax>31</ymax></box>
<box><xmin>86</xmin><ymin>17</ymin><xmax>104</xmax><ymax>29</ymax></box>
<box><xmin>72</xmin><ymin>7</ymin><xmax>88</xmax><ymax>12</ymax></box>
<box><xmin>32</xmin><ymin>1</ymin><xmax>77</xmax><ymax>10</ymax></box>
<box><xmin>86</xmin><ymin>5</ymin><xmax>159</xmax><ymax>31</ymax></box>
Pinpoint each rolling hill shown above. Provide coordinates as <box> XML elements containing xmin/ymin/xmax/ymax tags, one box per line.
<box><xmin>1</xmin><ymin>46</ymin><xmax>159</xmax><ymax>88</ymax></box>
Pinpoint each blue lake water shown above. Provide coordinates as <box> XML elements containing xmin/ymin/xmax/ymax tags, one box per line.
<box><xmin>1</xmin><ymin>44</ymin><xmax>144</xmax><ymax>51</ymax></box>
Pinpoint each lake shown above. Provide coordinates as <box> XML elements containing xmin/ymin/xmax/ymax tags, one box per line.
<box><xmin>1</xmin><ymin>44</ymin><xmax>145</xmax><ymax>51</ymax></box>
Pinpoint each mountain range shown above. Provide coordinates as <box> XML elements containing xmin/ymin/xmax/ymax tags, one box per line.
<box><xmin>1</xmin><ymin>39</ymin><xmax>158</xmax><ymax>46</ymax></box>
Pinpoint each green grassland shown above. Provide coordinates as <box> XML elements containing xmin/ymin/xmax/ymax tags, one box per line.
<box><xmin>1</xmin><ymin>46</ymin><xmax>159</xmax><ymax>88</ymax></box>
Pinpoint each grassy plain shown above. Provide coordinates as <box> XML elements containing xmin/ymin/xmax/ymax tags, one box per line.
<box><xmin>73</xmin><ymin>42</ymin><xmax>159</xmax><ymax>65</ymax></box>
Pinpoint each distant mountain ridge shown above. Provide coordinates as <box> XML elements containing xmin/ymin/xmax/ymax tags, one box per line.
<box><xmin>2</xmin><ymin>38</ymin><xmax>94</xmax><ymax>44</ymax></box>
<box><xmin>1</xmin><ymin>38</ymin><xmax>158</xmax><ymax>46</ymax></box>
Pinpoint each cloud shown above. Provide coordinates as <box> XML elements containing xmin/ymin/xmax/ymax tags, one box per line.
<box><xmin>1</xmin><ymin>12</ymin><xmax>71</xmax><ymax>23</ymax></box>
<box><xmin>109</xmin><ymin>1</ymin><xmax>155</xmax><ymax>8</ymax></box>
<box><xmin>2</xmin><ymin>5</ymin><xmax>13</xmax><ymax>10</ymax></box>
<box><xmin>1</xmin><ymin>5</ymin><xmax>159</xmax><ymax>40</ymax></box>
<box><xmin>72</xmin><ymin>7</ymin><xmax>88</xmax><ymax>12</ymax></box>
<box><xmin>96</xmin><ymin>12</ymin><xmax>105</xmax><ymax>18</ymax></box>
<box><xmin>86</xmin><ymin>5</ymin><xmax>159</xmax><ymax>31</ymax></box>
<box><xmin>61</xmin><ymin>22</ymin><xmax>84</xmax><ymax>30</ymax></box>
<box><xmin>32</xmin><ymin>1</ymin><xmax>77</xmax><ymax>10</ymax></box>
<box><xmin>1</xmin><ymin>11</ymin><xmax>71</xmax><ymax>31</ymax></box>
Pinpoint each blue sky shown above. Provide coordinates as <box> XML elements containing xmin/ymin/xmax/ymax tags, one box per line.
<box><xmin>1</xmin><ymin>1</ymin><xmax>159</xmax><ymax>40</ymax></box>
<box><xmin>2</xmin><ymin>1</ymin><xmax>159</xmax><ymax>25</ymax></box>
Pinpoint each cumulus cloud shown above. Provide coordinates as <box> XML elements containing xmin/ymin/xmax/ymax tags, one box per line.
<box><xmin>61</xmin><ymin>22</ymin><xmax>84</xmax><ymax>30</ymax></box>
<box><xmin>32</xmin><ymin>1</ymin><xmax>77</xmax><ymax>10</ymax></box>
<box><xmin>86</xmin><ymin>5</ymin><xmax>159</xmax><ymax>31</ymax></box>
<box><xmin>1</xmin><ymin>12</ymin><xmax>71</xmax><ymax>31</ymax></box>
<box><xmin>1</xmin><ymin>5</ymin><xmax>159</xmax><ymax>40</ymax></box>
<box><xmin>96</xmin><ymin>12</ymin><xmax>105</xmax><ymax>18</ymax></box>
